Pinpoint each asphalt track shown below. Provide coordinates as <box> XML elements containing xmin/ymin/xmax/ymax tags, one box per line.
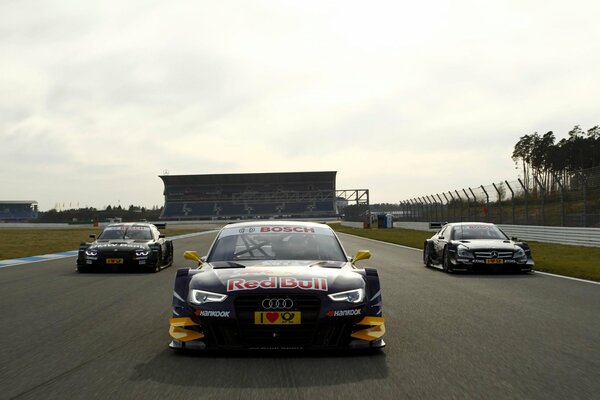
<box><xmin>0</xmin><ymin>232</ymin><xmax>598</xmax><ymax>400</ymax></box>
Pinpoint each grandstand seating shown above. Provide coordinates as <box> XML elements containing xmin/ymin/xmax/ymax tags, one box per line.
<box><xmin>159</xmin><ymin>172</ymin><xmax>337</xmax><ymax>220</ymax></box>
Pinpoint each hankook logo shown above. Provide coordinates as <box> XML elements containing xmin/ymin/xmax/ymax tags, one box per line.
<box><xmin>261</xmin><ymin>298</ymin><xmax>294</xmax><ymax>310</ymax></box>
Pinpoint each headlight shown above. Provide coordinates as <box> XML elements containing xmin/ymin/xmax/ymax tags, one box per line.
<box><xmin>189</xmin><ymin>289</ymin><xmax>228</xmax><ymax>305</ymax></box>
<box><xmin>135</xmin><ymin>250</ymin><xmax>150</xmax><ymax>257</ymax></box>
<box><xmin>514</xmin><ymin>248</ymin><xmax>526</xmax><ymax>258</ymax></box>
<box><xmin>328</xmin><ymin>288</ymin><xmax>365</xmax><ymax>303</ymax></box>
<box><xmin>457</xmin><ymin>245</ymin><xmax>473</xmax><ymax>258</ymax></box>
<box><xmin>85</xmin><ymin>249</ymin><xmax>98</xmax><ymax>257</ymax></box>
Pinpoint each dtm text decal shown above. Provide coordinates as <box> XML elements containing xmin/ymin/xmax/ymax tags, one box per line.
<box><xmin>227</xmin><ymin>277</ymin><xmax>328</xmax><ymax>292</ymax></box>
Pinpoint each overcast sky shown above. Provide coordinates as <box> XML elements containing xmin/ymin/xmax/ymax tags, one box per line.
<box><xmin>1</xmin><ymin>0</ymin><xmax>599</xmax><ymax>211</ymax></box>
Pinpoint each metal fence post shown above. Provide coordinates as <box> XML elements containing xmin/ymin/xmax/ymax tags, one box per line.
<box><xmin>533</xmin><ymin>175</ymin><xmax>545</xmax><ymax>225</ymax></box>
<box><xmin>552</xmin><ymin>172</ymin><xmax>564</xmax><ymax>226</ymax></box>
<box><xmin>437</xmin><ymin>194</ymin><xmax>444</xmax><ymax>222</ymax></box>
<box><xmin>480</xmin><ymin>185</ymin><xmax>490</xmax><ymax>222</ymax></box>
<box><xmin>517</xmin><ymin>178</ymin><xmax>528</xmax><ymax>225</ymax></box>
<box><xmin>463</xmin><ymin>189</ymin><xmax>471</xmax><ymax>221</ymax></box>
<box><xmin>505</xmin><ymin>180</ymin><xmax>515</xmax><ymax>224</ymax></box>
<box><xmin>492</xmin><ymin>183</ymin><xmax>502</xmax><ymax>224</ymax></box>
<box><xmin>455</xmin><ymin>190</ymin><xmax>463</xmax><ymax>221</ymax></box>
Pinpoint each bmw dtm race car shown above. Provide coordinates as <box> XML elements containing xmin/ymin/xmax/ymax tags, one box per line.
<box><xmin>423</xmin><ymin>222</ymin><xmax>534</xmax><ymax>273</ymax></box>
<box><xmin>169</xmin><ymin>221</ymin><xmax>385</xmax><ymax>351</ymax></box>
<box><xmin>76</xmin><ymin>222</ymin><xmax>173</xmax><ymax>273</ymax></box>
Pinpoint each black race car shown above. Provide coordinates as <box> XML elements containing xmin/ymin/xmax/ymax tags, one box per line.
<box><xmin>423</xmin><ymin>222</ymin><xmax>534</xmax><ymax>273</ymax></box>
<box><xmin>76</xmin><ymin>222</ymin><xmax>173</xmax><ymax>273</ymax></box>
<box><xmin>168</xmin><ymin>221</ymin><xmax>385</xmax><ymax>351</ymax></box>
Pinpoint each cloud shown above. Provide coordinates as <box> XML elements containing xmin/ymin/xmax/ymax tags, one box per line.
<box><xmin>1</xmin><ymin>0</ymin><xmax>599</xmax><ymax>210</ymax></box>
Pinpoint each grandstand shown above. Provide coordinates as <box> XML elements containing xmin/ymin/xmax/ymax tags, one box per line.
<box><xmin>0</xmin><ymin>201</ymin><xmax>38</xmax><ymax>221</ymax></box>
<box><xmin>159</xmin><ymin>172</ymin><xmax>338</xmax><ymax>220</ymax></box>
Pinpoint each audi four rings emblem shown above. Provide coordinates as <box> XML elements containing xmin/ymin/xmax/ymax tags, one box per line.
<box><xmin>262</xmin><ymin>298</ymin><xmax>294</xmax><ymax>310</ymax></box>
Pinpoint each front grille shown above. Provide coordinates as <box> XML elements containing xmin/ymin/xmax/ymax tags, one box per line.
<box><xmin>473</xmin><ymin>250</ymin><xmax>513</xmax><ymax>259</ymax></box>
<box><xmin>98</xmin><ymin>250</ymin><xmax>133</xmax><ymax>259</ymax></box>
<box><xmin>234</xmin><ymin>294</ymin><xmax>321</xmax><ymax>348</ymax></box>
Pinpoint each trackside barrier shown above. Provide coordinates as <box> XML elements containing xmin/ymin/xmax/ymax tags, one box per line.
<box><xmin>387</xmin><ymin>222</ymin><xmax>600</xmax><ymax>247</ymax></box>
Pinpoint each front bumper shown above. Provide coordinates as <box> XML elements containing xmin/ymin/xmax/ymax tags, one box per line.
<box><xmin>168</xmin><ymin>315</ymin><xmax>386</xmax><ymax>350</ymax></box>
<box><xmin>451</xmin><ymin>256</ymin><xmax>533</xmax><ymax>271</ymax></box>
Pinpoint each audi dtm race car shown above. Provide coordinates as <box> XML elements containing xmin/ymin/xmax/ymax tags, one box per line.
<box><xmin>76</xmin><ymin>222</ymin><xmax>174</xmax><ymax>273</ymax></box>
<box><xmin>169</xmin><ymin>221</ymin><xmax>385</xmax><ymax>351</ymax></box>
<box><xmin>423</xmin><ymin>222</ymin><xmax>534</xmax><ymax>273</ymax></box>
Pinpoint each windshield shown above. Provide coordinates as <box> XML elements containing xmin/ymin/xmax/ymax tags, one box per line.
<box><xmin>452</xmin><ymin>225</ymin><xmax>508</xmax><ymax>240</ymax></box>
<box><xmin>98</xmin><ymin>225</ymin><xmax>153</xmax><ymax>240</ymax></box>
<box><xmin>207</xmin><ymin>225</ymin><xmax>347</xmax><ymax>262</ymax></box>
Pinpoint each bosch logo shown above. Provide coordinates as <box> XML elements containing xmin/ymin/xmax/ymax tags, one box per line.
<box><xmin>261</xmin><ymin>298</ymin><xmax>294</xmax><ymax>310</ymax></box>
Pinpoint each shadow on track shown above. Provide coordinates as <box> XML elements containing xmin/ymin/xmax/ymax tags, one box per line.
<box><xmin>131</xmin><ymin>348</ymin><xmax>388</xmax><ymax>388</ymax></box>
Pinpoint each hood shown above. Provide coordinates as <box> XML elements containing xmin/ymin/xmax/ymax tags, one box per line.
<box><xmin>189</xmin><ymin>260</ymin><xmax>364</xmax><ymax>294</ymax></box>
<box><xmin>452</xmin><ymin>239</ymin><xmax>517</xmax><ymax>251</ymax></box>
<box><xmin>89</xmin><ymin>239</ymin><xmax>150</xmax><ymax>250</ymax></box>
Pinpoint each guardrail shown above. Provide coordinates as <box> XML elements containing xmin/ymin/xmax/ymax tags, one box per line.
<box><xmin>390</xmin><ymin>222</ymin><xmax>600</xmax><ymax>247</ymax></box>
<box><xmin>341</xmin><ymin>221</ymin><xmax>600</xmax><ymax>247</ymax></box>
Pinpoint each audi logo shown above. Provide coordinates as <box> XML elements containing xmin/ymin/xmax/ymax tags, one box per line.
<box><xmin>262</xmin><ymin>298</ymin><xmax>294</xmax><ymax>310</ymax></box>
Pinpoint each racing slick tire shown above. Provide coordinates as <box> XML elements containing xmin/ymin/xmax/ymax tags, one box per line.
<box><xmin>76</xmin><ymin>265</ymin><xmax>89</xmax><ymax>273</ymax></box>
<box><xmin>145</xmin><ymin>249</ymin><xmax>162</xmax><ymax>273</ymax></box>
<box><xmin>423</xmin><ymin>243</ymin><xmax>433</xmax><ymax>267</ymax></box>
<box><xmin>164</xmin><ymin>241</ymin><xmax>174</xmax><ymax>267</ymax></box>
<box><xmin>442</xmin><ymin>247</ymin><xmax>453</xmax><ymax>273</ymax></box>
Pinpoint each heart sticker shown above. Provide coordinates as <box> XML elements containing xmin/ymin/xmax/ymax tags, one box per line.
<box><xmin>266</xmin><ymin>312</ymin><xmax>279</xmax><ymax>323</ymax></box>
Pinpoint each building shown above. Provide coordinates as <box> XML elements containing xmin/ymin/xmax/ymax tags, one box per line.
<box><xmin>0</xmin><ymin>201</ymin><xmax>38</xmax><ymax>221</ymax></box>
<box><xmin>159</xmin><ymin>172</ymin><xmax>338</xmax><ymax>220</ymax></box>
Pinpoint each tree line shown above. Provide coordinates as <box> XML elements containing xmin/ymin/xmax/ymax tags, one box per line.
<box><xmin>511</xmin><ymin>125</ymin><xmax>600</xmax><ymax>191</ymax></box>
<box><xmin>38</xmin><ymin>205</ymin><xmax>163</xmax><ymax>223</ymax></box>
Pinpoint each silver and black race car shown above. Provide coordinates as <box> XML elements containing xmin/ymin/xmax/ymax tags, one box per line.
<box><xmin>76</xmin><ymin>222</ymin><xmax>173</xmax><ymax>273</ymax></box>
<box><xmin>168</xmin><ymin>221</ymin><xmax>385</xmax><ymax>351</ymax></box>
<box><xmin>423</xmin><ymin>222</ymin><xmax>534</xmax><ymax>273</ymax></box>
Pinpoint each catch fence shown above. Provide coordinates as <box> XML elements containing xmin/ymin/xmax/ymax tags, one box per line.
<box><xmin>397</xmin><ymin>166</ymin><xmax>600</xmax><ymax>228</ymax></box>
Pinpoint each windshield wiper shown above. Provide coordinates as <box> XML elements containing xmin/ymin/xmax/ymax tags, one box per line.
<box><xmin>213</xmin><ymin>261</ymin><xmax>246</xmax><ymax>269</ymax></box>
<box><xmin>309</xmin><ymin>261</ymin><xmax>340</xmax><ymax>268</ymax></box>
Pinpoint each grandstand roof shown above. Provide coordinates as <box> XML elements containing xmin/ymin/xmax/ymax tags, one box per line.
<box><xmin>159</xmin><ymin>171</ymin><xmax>336</xmax><ymax>185</ymax></box>
<box><xmin>0</xmin><ymin>200</ymin><xmax>38</xmax><ymax>204</ymax></box>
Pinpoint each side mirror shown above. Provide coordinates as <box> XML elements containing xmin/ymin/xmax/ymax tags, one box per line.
<box><xmin>159</xmin><ymin>234</ymin><xmax>165</xmax><ymax>239</ymax></box>
<box><xmin>352</xmin><ymin>250</ymin><xmax>371</xmax><ymax>265</ymax></box>
<box><xmin>184</xmin><ymin>251</ymin><xmax>204</xmax><ymax>266</ymax></box>
<box><xmin>511</xmin><ymin>236</ymin><xmax>518</xmax><ymax>241</ymax></box>
<box><xmin>89</xmin><ymin>234</ymin><xmax>96</xmax><ymax>240</ymax></box>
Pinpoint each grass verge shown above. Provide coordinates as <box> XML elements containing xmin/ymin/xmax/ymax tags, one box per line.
<box><xmin>0</xmin><ymin>227</ymin><xmax>204</xmax><ymax>260</ymax></box>
<box><xmin>331</xmin><ymin>224</ymin><xmax>600</xmax><ymax>282</ymax></box>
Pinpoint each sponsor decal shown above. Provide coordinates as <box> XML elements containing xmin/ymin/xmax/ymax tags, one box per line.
<box><xmin>327</xmin><ymin>309</ymin><xmax>362</xmax><ymax>317</ymax></box>
<box><xmin>195</xmin><ymin>309</ymin><xmax>231</xmax><ymax>318</ymax></box>
<box><xmin>255</xmin><ymin>311</ymin><xmax>301</xmax><ymax>324</ymax></box>
<box><xmin>227</xmin><ymin>277</ymin><xmax>328</xmax><ymax>292</ymax></box>
<box><xmin>92</xmin><ymin>243</ymin><xmax>147</xmax><ymax>249</ymax></box>
<box><xmin>260</xmin><ymin>226</ymin><xmax>315</xmax><ymax>233</ymax></box>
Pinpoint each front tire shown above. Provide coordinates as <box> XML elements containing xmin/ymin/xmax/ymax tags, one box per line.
<box><xmin>423</xmin><ymin>243</ymin><xmax>433</xmax><ymax>267</ymax></box>
<box><xmin>442</xmin><ymin>247</ymin><xmax>453</xmax><ymax>273</ymax></box>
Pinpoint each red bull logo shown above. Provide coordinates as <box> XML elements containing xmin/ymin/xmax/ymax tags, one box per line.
<box><xmin>227</xmin><ymin>277</ymin><xmax>327</xmax><ymax>292</ymax></box>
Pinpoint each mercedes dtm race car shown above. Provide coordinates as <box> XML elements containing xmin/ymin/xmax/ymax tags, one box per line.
<box><xmin>423</xmin><ymin>222</ymin><xmax>534</xmax><ymax>273</ymax></box>
<box><xmin>169</xmin><ymin>221</ymin><xmax>385</xmax><ymax>351</ymax></box>
<box><xmin>76</xmin><ymin>222</ymin><xmax>173</xmax><ymax>273</ymax></box>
